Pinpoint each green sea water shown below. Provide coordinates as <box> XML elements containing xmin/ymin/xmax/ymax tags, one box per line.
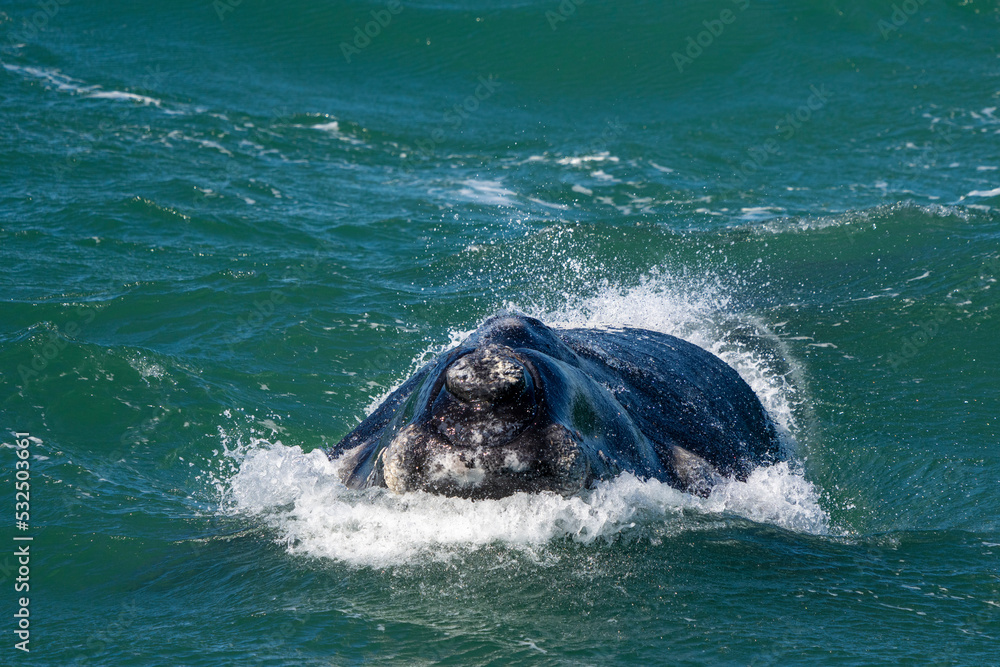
<box><xmin>1</xmin><ymin>1</ymin><xmax>999</xmax><ymax>664</ymax></box>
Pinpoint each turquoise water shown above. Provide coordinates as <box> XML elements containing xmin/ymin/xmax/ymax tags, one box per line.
<box><xmin>2</xmin><ymin>0</ymin><xmax>998</xmax><ymax>664</ymax></box>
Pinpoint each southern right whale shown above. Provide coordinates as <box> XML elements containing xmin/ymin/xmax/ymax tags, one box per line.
<box><xmin>328</xmin><ymin>313</ymin><xmax>785</xmax><ymax>499</ymax></box>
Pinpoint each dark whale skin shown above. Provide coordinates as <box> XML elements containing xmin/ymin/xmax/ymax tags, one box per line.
<box><xmin>327</xmin><ymin>313</ymin><xmax>785</xmax><ymax>499</ymax></box>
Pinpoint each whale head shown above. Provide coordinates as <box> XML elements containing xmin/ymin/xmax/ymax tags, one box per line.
<box><xmin>380</xmin><ymin>341</ymin><xmax>592</xmax><ymax>498</ymax></box>
<box><xmin>334</xmin><ymin>314</ymin><xmax>665</xmax><ymax>499</ymax></box>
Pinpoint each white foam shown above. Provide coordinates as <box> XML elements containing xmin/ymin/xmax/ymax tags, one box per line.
<box><xmin>456</xmin><ymin>179</ymin><xmax>518</xmax><ymax>207</ymax></box>
<box><xmin>219</xmin><ymin>442</ymin><xmax>828</xmax><ymax>568</ymax></box>
<box><xmin>590</xmin><ymin>169</ymin><xmax>619</xmax><ymax>182</ymax></box>
<box><xmin>3</xmin><ymin>62</ymin><xmax>171</xmax><ymax>110</ymax></box>
<box><xmin>648</xmin><ymin>161</ymin><xmax>675</xmax><ymax>173</ymax></box>
<box><xmin>556</xmin><ymin>153</ymin><xmax>619</xmax><ymax>166</ymax></box>
<box><xmin>740</xmin><ymin>206</ymin><xmax>785</xmax><ymax>221</ymax></box>
<box><xmin>193</xmin><ymin>139</ymin><xmax>233</xmax><ymax>156</ymax></box>
<box><xmin>86</xmin><ymin>90</ymin><xmax>161</xmax><ymax>106</ymax></box>
<box><xmin>526</xmin><ymin>196</ymin><xmax>570</xmax><ymax>210</ymax></box>
<box><xmin>3</xmin><ymin>63</ymin><xmax>94</xmax><ymax>94</ymax></box>
<box><xmin>310</xmin><ymin>120</ymin><xmax>340</xmax><ymax>132</ymax></box>
<box><xmin>966</xmin><ymin>187</ymin><xmax>1000</xmax><ymax>198</ymax></box>
<box><xmin>293</xmin><ymin>119</ymin><xmax>366</xmax><ymax>146</ymax></box>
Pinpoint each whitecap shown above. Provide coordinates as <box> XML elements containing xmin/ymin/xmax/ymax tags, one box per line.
<box><xmin>86</xmin><ymin>90</ymin><xmax>161</xmax><ymax>106</ymax></box>
<box><xmin>456</xmin><ymin>179</ymin><xmax>518</xmax><ymax>207</ymax></box>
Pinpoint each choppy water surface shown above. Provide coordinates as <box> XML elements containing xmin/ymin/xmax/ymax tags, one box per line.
<box><xmin>1</xmin><ymin>1</ymin><xmax>998</xmax><ymax>664</ymax></box>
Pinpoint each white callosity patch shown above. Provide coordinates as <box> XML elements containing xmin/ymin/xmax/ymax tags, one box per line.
<box><xmin>503</xmin><ymin>451</ymin><xmax>530</xmax><ymax>473</ymax></box>
<box><xmin>450</xmin><ymin>349</ymin><xmax>520</xmax><ymax>385</ymax></box>
<box><xmin>382</xmin><ymin>424</ymin><xmax>418</xmax><ymax>494</ymax></box>
<box><xmin>425</xmin><ymin>449</ymin><xmax>487</xmax><ymax>487</ymax></box>
<box><xmin>444</xmin><ymin>345</ymin><xmax>525</xmax><ymax>402</ymax></box>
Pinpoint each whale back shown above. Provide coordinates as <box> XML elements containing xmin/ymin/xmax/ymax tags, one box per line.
<box><xmin>555</xmin><ymin>326</ymin><xmax>782</xmax><ymax>479</ymax></box>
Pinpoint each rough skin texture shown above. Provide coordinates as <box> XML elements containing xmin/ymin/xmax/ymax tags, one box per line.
<box><xmin>327</xmin><ymin>313</ymin><xmax>784</xmax><ymax>498</ymax></box>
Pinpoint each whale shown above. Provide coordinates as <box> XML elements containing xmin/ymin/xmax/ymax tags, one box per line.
<box><xmin>327</xmin><ymin>313</ymin><xmax>785</xmax><ymax>499</ymax></box>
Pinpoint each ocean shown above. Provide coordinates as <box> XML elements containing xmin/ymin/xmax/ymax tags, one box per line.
<box><xmin>1</xmin><ymin>0</ymin><xmax>998</xmax><ymax>664</ymax></box>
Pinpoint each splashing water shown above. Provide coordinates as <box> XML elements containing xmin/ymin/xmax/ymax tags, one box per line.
<box><xmin>216</xmin><ymin>272</ymin><xmax>828</xmax><ymax>567</ymax></box>
<box><xmin>219</xmin><ymin>440</ymin><xmax>828</xmax><ymax>568</ymax></box>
